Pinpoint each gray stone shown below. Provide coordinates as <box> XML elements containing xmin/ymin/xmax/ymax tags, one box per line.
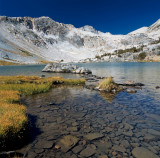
<box><xmin>56</xmin><ymin>135</ymin><xmax>79</xmax><ymax>152</ymax></box>
<box><xmin>80</xmin><ymin>146</ymin><xmax>95</xmax><ymax>157</ymax></box>
<box><xmin>42</xmin><ymin>63</ymin><xmax>92</xmax><ymax>74</ymax></box>
<box><xmin>148</xmin><ymin>129</ymin><xmax>160</xmax><ymax>136</ymax></box>
<box><xmin>34</xmin><ymin>140</ymin><xmax>53</xmax><ymax>149</ymax></box>
<box><xmin>72</xmin><ymin>145</ymin><xmax>83</xmax><ymax>154</ymax></box>
<box><xmin>132</xmin><ymin>147</ymin><xmax>159</xmax><ymax>158</ymax></box>
<box><xmin>127</xmin><ymin>89</ymin><xmax>137</xmax><ymax>93</ymax></box>
<box><xmin>98</xmin><ymin>155</ymin><xmax>108</xmax><ymax>158</ymax></box>
<box><xmin>112</xmin><ymin>145</ymin><xmax>126</xmax><ymax>153</ymax></box>
<box><xmin>122</xmin><ymin>130</ymin><xmax>133</xmax><ymax>137</ymax></box>
<box><xmin>84</xmin><ymin>133</ymin><xmax>104</xmax><ymax>141</ymax></box>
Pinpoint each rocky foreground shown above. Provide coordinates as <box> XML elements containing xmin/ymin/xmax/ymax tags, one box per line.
<box><xmin>7</xmin><ymin>86</ymin><xmax>160</xmax><ymax>158</ymax></box>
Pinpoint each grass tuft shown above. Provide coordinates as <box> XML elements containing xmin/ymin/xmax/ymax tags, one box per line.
<box><xmin>98</xmin><ymin>77</ymin><xmax>121</xmax><ymax>92</ymax></box>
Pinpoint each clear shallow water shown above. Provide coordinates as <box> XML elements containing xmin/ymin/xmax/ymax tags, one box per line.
<box><xmin>19</xmin><ymin>86</ymin><xmax>160</xmax><ymax>158</ymax></box>
<box><xmin>1</xmin><ymin>62</ymin><xmax>160</xmax><ymax>157</ymax></box>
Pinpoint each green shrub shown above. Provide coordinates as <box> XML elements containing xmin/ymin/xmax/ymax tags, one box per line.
<box><xmin>137</xmin><ymin>52</ymin><xmax>147</xmax><ymax>60</ymax></box>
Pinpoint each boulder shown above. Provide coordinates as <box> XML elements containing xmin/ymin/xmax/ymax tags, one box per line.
<box><xmin>42</xmin><ymin>63</ymin><xmax>92</xmax><ymax>74</ymax></box>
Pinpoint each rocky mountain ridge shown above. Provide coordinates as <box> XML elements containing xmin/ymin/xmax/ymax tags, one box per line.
<box><xmin>0</xmin><ymin>16</ymin><xmax>160</xmax><ymax>64</ymax></box>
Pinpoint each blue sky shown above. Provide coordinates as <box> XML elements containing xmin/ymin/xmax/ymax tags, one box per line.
<box><xmin>0</xmin><ymin>0</ymin><xmax>160</xmax><ymax>34</ymax></box>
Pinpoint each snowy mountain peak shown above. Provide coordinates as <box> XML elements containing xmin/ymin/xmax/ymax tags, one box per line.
<box><xmin>0</xmin><ymin>16</ymin><xmax>160</xmax><ymax>64</ymax></box>
<box><xmin>129</xmin><ymin>27</ymin><xmax>148</xmax><ymax>35</ymax></box>
<box><xmin>80</xmin><ymin>25</ymin><xmax>98</xmax><ymax>33</ymax></box>
<box><xmin>148</xmin><ymin>19</ymin><xmax>160</xmax><ymax>32</ymax></box>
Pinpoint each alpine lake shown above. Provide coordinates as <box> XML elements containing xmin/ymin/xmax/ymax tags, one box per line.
<box><xmin>0</xmin><ymin>62</ymin><xmax>160</xmax><ymax>158</ymax></box>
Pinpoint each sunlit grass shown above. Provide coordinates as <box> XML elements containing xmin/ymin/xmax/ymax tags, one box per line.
<box><xmin>0</xmin><ymin>82</ymin><xmax>52</xmax><ymax>95</ymax></box>
<box><xmin>0</xmin><ymin>90</ymin><xmax>20</xmax><ymax>103</ymax></box>
<box><xmin>0</xmin><ymin>60</ymin><xmax>20</xmax><ymax>66</ymax></box>
<box><xmin>0</xmin><ymin>91</ymin><xmax>27</xmax><ymax>143</ymax></box>
<box><xmin>0</xmin><ymin>75</ymin><xmax>85</xmax><ymax>145</ymax></box>
<box><xmin>98</xmin><ymin>76</ymin><xmax>121</xmax><ymax>92</ymax></box>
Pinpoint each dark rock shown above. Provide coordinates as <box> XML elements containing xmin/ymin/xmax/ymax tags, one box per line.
<box><xmin>80</xmin><ymin>145</ymin><xmax>95</xmax><ymax>157</ymax></box>
<box><xmin>72</xmin><ymin>145</ymin><xmax>83</xmax><ymax>154</ymax></box>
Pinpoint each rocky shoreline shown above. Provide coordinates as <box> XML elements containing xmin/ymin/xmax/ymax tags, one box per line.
<box><xmin>9</xmin><ymin>85</ymin><xmax>160</xmax><ymax>158</ymax></box>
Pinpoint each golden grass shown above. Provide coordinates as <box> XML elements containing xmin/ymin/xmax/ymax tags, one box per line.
<box><xmin>0</xmin><ymin>60</ymin><xmax>20</xmax><ymax>66</ymax></box>
<box><xmin>0</xmin><ymin>75</ymin><xmax>86</xmax><ymax>85</ymax></box>
<box><xmin>98</xmin><ymin>76</ymin><xmax>121</xmax><ymax>92</ymax></box>
<box><xmin>0</xmin><ymin>91</ymin><xmax>27</xmax><ymax>142</ymax></box>
<box><xmin>0</xmin><ymin>75</ymin><xmax>85</xmax><ymax>144</ymax></box>
<box><xmin>0</xmin><ymin>83</ymin><xmax>52</xmax><ymax>95</ymax></box>
<box><xmin>0</xmin><ymin>90</ymin><xmax>20</xmax><ymax>103</ymax></box>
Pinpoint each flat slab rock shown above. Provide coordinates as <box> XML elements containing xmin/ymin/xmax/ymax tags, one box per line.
<box><xmin>132</xmin><ymin>147</ymin><xmax>159</xmax><ymax>158</ymax></box>
<box><xmin>56</xmin><ymin>135</ymin><xmax>79</xmax><ymax>152</ymax></box>
<box><xmin>84</xmin><ymin>133</ymin><xmax>104</xmax><ymax>141</ymax></box>
<box><xmin>80</xmin><ymin>146</ymin><xmax>95</xmax><ymax>157</ymax></box>
<box><xmin>42</xmin><ymin>63</ymin><xmax>92</xmax><ymax>74</ymax></box>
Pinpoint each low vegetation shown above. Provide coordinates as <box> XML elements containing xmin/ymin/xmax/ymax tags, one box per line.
<box><xmin>0</xmin><ymin>60</ymin><xmax>20</xmax><ymax>66</ymax></box>
<box><xmin>0</xmin><ymin>90</ymin><xmax>27</xmax><ymax>147</ymax></box>
<box><xmin>115</xmin><ymin>46</ymin><xmax>144</xmax><ymax>55</ymax></box>
<box><xmin>136</xmin><ymin>52</ymin><xmax>147</xmax><ymax>60</ymax></box>
<box><xmin>98</xmin><ymin>77</ymin><xmax>121</xmax><ymax>92</ymax></box>
<box><xmin>0</xmin><ymin>75</ymin><xmax>85</xmax><ymax>148</ymax></box>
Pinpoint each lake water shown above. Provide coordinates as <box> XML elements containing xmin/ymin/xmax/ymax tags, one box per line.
<box><xmin>0</xmin><ymin>62</ymin><xmax>160</xmax><ymax>158</ymax></box>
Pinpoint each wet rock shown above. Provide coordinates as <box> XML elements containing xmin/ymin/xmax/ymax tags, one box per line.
<box><xmin>94</xmin><ymin>141</ymin><xmax>112</xmax><ymax>152</ymax></box>
<box><xmin>80</xmin><ymin>145</ymin><xmax>95</xmax><ymax>157</ymax></box>
<box><xmin>98</xmin><ymin>155</ymin><xmax>108</xmax><ymax>158</ymax></box>
<box><xmin>72</xmin><ymin>145</ymin><xmax>83</xmax><ymax>154</ymax></box>
<box><xmin>144</xmin><ymin>134</ymin><xmax>156</xmax><ymax>141</ymax></box>
<box><xmin>56</xmin><ymin>135</ymin><xmax>79</xmax><ymax>152</ymax></box>
<box><xmin>126</xmin><ymin>89</ymin><xmax>137</xmax><ymax>93</ymax></box>
<box><xmin>67</xmin><ymin>126</ymin><xmax>78</xmax><ymax>132</ymax></box>
<box><xmin>34</xmin><ymin>140</ymin><xmax>53</xmax><ymax>149</ymax></box>
<box><xmin>147</xmin><ymin>129</ymin><xmax>160</xmax><ymax>136</ymax></box>
<box><xmin>120</xmin><ymin>80</ymin><xmax>144</xmax><ymax>86</ymax></box>
<box><xmin>112</xmin><ymin>145</ymin><xmax>126</xmax><ymax>153</ymax></box>
<box><xmin>0</xmin><ymin>151</ymin><xmax>24</xmax><ymax>158</ymax></box>
<box><xmin>132</xmin><ymin>147</ymin><xmax>159</xmax><ymax>158</ymax></box>
<box><xmin>122</xmin><ymin>130</ymin><xmax>133</xmax><ymax>137</ymax></box>
<box><xmin>84</xmin><ymin>133</ymin><xmax>104</xmax><ymax>141</ymax></box>
<box><xmin>121</xmin><ymin>140</ymin><xmax>130</xmax><ymax>148</ymax></box>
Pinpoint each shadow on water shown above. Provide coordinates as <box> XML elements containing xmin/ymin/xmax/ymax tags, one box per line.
<box><xmin>27</xmin><ymin>114</ymin><xmax>42</xmax><ymax>144</ymax></box>
<box><xmin>0</xmin><ymin>114</ymin><xmax>41</xmax><ymax>158</ymax></box>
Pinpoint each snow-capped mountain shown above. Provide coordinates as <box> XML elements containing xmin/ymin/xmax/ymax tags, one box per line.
<box><xmin>0</xmin><ymin>16</ymin><xmax>160</xmax><ymax>64</ymax></box>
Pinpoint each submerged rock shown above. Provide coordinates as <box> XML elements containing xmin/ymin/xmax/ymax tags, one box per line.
<box><xmin>56</xmin><ymin>135</ymin><xmax>79</xmax><ymax>152</ymax></box>
<box><xmin>80</xmin><ymin>145</ymin><xmax>95</xmax><ymax>157</ymax></box>
<box><xmin>42</xmin><ymin>63</ymin><xmax>92</xmax><ymax>74</ymax></box>
<box><xmin>132</xmin><ymin>147</ymin><xmax>159</xmax><ymax>158</ymax></box>
<box><xmin>126</xmin><ymin>89</ymin><xmax>137</xmax><ymax>93</ymax></box>
<box><xmin>122</xmin><ymin>80</ymin><xmax>144</xmax><ymax>86</ymax></box>
<box><xmin>84</xmin><ymin>133</ymin><xmax>104</xmax><ymax>141</ymax></box>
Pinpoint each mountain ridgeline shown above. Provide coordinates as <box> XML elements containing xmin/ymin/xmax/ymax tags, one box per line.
<box><xmin>0</xmin><ymin>16</ymin><xmax>160</xmax><ymax>64</ymax></box>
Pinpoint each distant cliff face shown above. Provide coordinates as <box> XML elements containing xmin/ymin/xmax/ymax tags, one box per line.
<box><xmin>0</xmin><ymin>16</ymin><xmax>160</xmax><ymax>64</ymax></box>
